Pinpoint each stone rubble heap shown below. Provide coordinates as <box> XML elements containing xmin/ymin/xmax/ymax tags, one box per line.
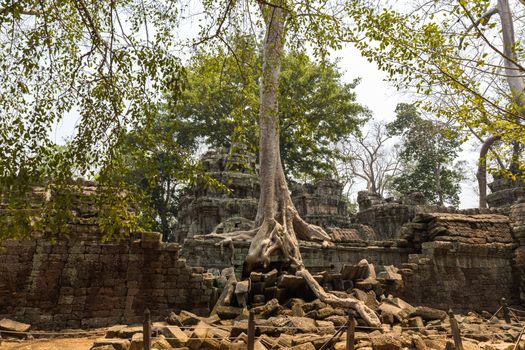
<box><xmin>80</xmin><ymin>297</ymin><xmax>525</xmax><ymax>350</ymax></box>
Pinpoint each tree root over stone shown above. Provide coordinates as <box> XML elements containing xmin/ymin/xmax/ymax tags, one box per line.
<box><xmin>200</xmin><ymin>204</ymin><xmax>381</xmax><ymax>327</ymax></box>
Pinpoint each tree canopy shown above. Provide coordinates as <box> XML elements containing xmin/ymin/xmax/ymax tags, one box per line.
<box><xmin>387</xmin><ymin>103</ymin><xmax>465</xmax><ymax>206</ymax></box>
<box><xmin>171</xmin><ymin>35</ymin><xmax>368</xmax><ymax>181</ymax></box>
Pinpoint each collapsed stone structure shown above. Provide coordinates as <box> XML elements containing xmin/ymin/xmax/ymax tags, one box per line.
<box><xmin>1</xmin><ymin>149</ymin><xmax>525</xmax><ymax>330</ymax></box>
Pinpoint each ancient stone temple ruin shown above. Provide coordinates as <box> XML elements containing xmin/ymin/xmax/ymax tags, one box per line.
<box><xmin>1</xmin><ymin>149</ymin><xmax>525</xmax><ymax>334</ymax></box>
<box><xmin>174</xmin><ymin>148</ymin><xmax>352</xmax><ymax>242</ymax></box>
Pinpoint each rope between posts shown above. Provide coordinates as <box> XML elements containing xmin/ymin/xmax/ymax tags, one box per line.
<box><xmin>509</xmin><ymin>308</ymin><xmax>525</xmax><ymax>316</ymax></box>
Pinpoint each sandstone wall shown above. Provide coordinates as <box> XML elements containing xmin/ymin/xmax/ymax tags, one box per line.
<box><xmin>182</xmin><ymin>238</ymin><xmax>410</xmax><ymax>275</ymax></box>
<box><xmin>0</xmin><ymin>231</ymin><xmax>214</xmax><ymax>329</ymax></box>
<box><xmin>399</xmin><ymin>213</ymin><xmax>519</xmax><ymax>312</ymax></box>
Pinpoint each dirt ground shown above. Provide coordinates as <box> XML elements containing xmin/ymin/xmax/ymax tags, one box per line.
<box><xmin>0</xmin><ymin>336</ymin><xmax>99</xmax><ymax>350</ymax></box>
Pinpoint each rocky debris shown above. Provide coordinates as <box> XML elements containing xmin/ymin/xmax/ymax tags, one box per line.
<box><xmin>91</xmin><ymin>338</ymin><xmax>130</xmax><ymax>350</ymax></box>
<box><xmin>413</xmin><ymin>306</ymin><xmax>448</xmax><ymax>321</ymax></box>
<box><xmin>88</xmin><ymin>301</ymin><xmax>525</xmax><ymax>350</ymax></box>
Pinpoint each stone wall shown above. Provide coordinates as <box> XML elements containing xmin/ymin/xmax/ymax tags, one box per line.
<box><xmin>183</xmin><ymin>211</ymin><xmax>520</xmax><ymax>313</ymax></box>
<box><xmin>399</xmin><ymin>213</ymin><xmax>518</xmax><ymax>312</ymax></box>
<box><xmin>181</xmin><ymin>238</ymin><xmax>410</xmax><ymax>276</ymax></box>
<box><xmin>487</xmin><ymin>176</ymin><xmax>525</xmax><ymax>210</ymax></box>
<box><xmin>0</xmin><ymin>231</ymin><xmax>214</xmax><ymax>329</ymax></box>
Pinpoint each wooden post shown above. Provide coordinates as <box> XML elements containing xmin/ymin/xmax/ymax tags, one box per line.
<box><xmin>512</xmin><ymin>323</ymin><xmax>525</xmax><ymax>350</ymax></box>
<box><xmin>346</xmin><ymin>310</ymin><xmax>356</xmax><ymax>350</ymax></box>
<box><xmin>143</xmin><ymin>308</ymin><xmax>151</xmax><ymax>350</ymax></box>
<box><xmin>448</xmin><ymin>309</ymin><xmax>464</xmax><ymax>350</ymax></box>
<box><xmin>501</xmin><ymin>298</ymin><xmax>512</xmax><ymax>324</ymax></box>
<box><xmin>247</xmin><ymin>309</ymin><xmax>255</xmax><ymax>350</ymax></box>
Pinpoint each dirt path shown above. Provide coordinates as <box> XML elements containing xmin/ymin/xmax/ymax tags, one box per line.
<box><xmin>1</xmin><ymin>337</ymin><xmax>98</xmax><ymax>350</ymax></box>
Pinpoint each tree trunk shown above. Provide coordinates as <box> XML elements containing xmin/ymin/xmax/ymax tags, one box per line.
<box><xmin>498</xmin><ymin>0</ymin><xmax>525</xmax><ymax>108</ymax></box>
<box><xmin>435</xmin><ymin>163</ymin><xmax>443</xmax><ymax>206</ymax></box>
<box><xmin>477</xmin><ymin>135</ymin><xmax>501</xmax><ymax>208</ymax></box>
<box><xmin>498</xmin><ymin>0</ymin><xmax>524</xmax><ymax>173</ymax></box>
<box><xmin>205</xmin><ymin>2</ymin><xmax>381</xmax><ymax>327</ymax></box>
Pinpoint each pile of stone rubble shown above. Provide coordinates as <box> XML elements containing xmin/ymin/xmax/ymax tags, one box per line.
<box><xmin>85</xmin><ymin>298</ymin><xmax>525</xmax><ymax>350</ymax></box>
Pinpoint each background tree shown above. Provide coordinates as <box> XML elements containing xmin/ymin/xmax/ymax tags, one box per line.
<box><xmin>106</xmin><ymin>111</ymin><xmax>220</xmax><ymax>241</ymax></box>
<box><xmin>0</xmin><ymin>0</ymin><xmax>184</xmax><ymax>239</ymax></box>
<box><xmin>173</xmin><ymin>35</ymin><xmax>368</xmax><ymax>181</ymax></box>
<box><xmin>387</xmin><ymin>103</ymin><xmax>466</xmax><ymax>206</ymax></box>
<box><xmin>338</xmin><ymin>121</ymin><xmax>400</xmax><ymax>197</ymax></box>
<box><xmin>347</xmin><ymin>0</ymin><xmax>525</xmax><ymax>204</ymax></box>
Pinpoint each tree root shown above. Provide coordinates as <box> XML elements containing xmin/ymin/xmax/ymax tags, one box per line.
<box><xmin>296</xmin><ymin>268</ymin><xmax>381</xmax><ymax>327</ymax></box>
<box><xmin>198</xmin><ymin>191</ymin><xmax>380</xmax><ymax>326</ymax></box>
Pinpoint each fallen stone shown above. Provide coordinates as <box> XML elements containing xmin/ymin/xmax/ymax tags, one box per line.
<box><xmin>166</xmin><ymin>312</ymin><xmax>183</xmax><ymax>327</ymax></box>
<box><xmin>412</xmin><ymin>334</ymin><xmax>428</xmax><ymax>350</ymax></box>
<box><xmin>231</xmin><ymin>320</ymin><xmax>249</xmax><ymax>338</ymax></box>
<box><xmin>385</xmin><ymin>297</ymin><xmax>416</xmax><ymax>316</ymax></box>
<box><xmin>408</xmin><ymin>316</ymin><xmax>425</xmax><ymax>329</ymax></box>
<box><xmin>413</xmin><ymin>306</ymin><xmax>447</xmax><ymax>321</ymax></box>
<box><xmin>253</xmin><ymin>298</ymin><xmax>282</xmax><ymax>318</ymax></box>
<box><xmin>179</xmin><ymin>311</ymin><xmax>202</xmax><ymax>326</ymax></box>
<box><xmin>216</xmin><ymin>305</ymin><xmax>244</xmax><ymax>320</ymax></box>
<box><xmin>326</xmin><ymin>315</ymin><xmax>347</xmax><ymax>327</ymax></box>
<box><xmin>290</xmin><ymin>342</ymin><xmax>316</xmax><ymax>350</ymax></box>
<box><xmin>317</xmin><ymin>320</ymin><xmax>336</xmax><ymax>335</ymax></box>
<box><xmin>313</xmin><ymin>306</ymin><xmax>337</xmax><ymax>320</ymax></box>
<box><xmin>278</xmin><ymin>316</ymin><xmax>317</xmax><ymax>334</ymax></box>
<box><xmin>105</xmin><ymin>325</ymin><xmax>127</xmax><ymax>338</ymax></box>
<box><xmin>278</xmin><ymin>274</ymin><xmax>305</xmax><ymax>290</ymax></box>
<box><xmin>91</xmin><ymin>346</ymin><xmax>117</xmax><ymax>350</ymax></box>
<box><xmin>129</xmin><ymin>333</ymin><xmax>143</xmax><ymax>350</ymax></box>
<box><xmin>484</xmin><ymin>342</ymin><xmax>515</xmax><ymax>350</ymax></box>
<box><xmin>151</xmin><ymin>335</ymin><xmax>172</xmax><ymax>349</ymax></box>
<box><xmin>377</xmin><ymin>265</ymin><xmax>402</xmax><ymax>281</ymax></box>
<box><xmin>264</xmin><ymin>269</ymin><xmax>279</xmax><ymax>287</ymax></box>
<box><xmin>117</xmin><ymin>326</ymin><xmax>142</xmax><ymax>339</ymax></box>
<box><xmin>0</xmin><ymin>318</ymin><xmax>31</xmax><ymax>333</ymax></box>
<box><xmin>370</xmin><ymin>334</ymin><xmax>403</xmax><ymax>350</ymax></box>
<box><xmin>92</xmin><ymin>338</ymin><xmax>130</xmax><ymax>350</ymax></box>
<box><xmin>186</xmin><ymin>322</ymin><xmax>210</xmax><ymax>349</ymax></box>
<box><xmin>378</xmin><ymin>302</ymin><xmax>407</xmax><ymax>321</ymax></box>
<box><xmin>161</xmin><ymin>325</ymin><xmax>188</xmax><ymax>347</ymax></box>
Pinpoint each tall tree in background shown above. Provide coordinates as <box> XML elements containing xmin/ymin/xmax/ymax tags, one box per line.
<box><xmin>347</xmin><ymin>0</ymin><xmax>525</xmax><ymax>206</ymax></box>
<box><xmin>339</xmin><ymin>121</ymin><xmax>400</xmax><ymax>197</ymax></box>
<box><xmin>173</xmin><ymin>36</ymin><xmax>367</xmax><ymax>181</ymax></box>
<box><xmin>387</xmin><ymin>104</ymin><xmax>465</xmax><ymax>206</ymax></box>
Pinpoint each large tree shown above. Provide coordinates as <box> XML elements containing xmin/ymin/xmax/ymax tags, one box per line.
<box><xmin>200</xmin><ymin>1</ymin><xmax>379</xmax><ymax>325</ymax></box>
<box><xmin>338</xmin><ymin>120</ymin><xmax>400</xmax><ymax>197</ymax></box>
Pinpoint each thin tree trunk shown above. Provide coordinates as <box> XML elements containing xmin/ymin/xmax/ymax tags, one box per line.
<box><xmin>435</xmin><ymin>163</ymin><xmax>443</xmax><ymax>206</ymax></box>
<box><xmin>498</xmin><ymin>0</ymin><xmax>524</xmax><ymax>173</ymax></box>
<box><xmin>477</xmin><ymin>135</ymin><xmax>501</xmax><ymax>208</ymax></box>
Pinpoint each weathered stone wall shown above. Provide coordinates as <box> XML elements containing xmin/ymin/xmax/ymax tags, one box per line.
<box><xmin>399</xmin><ymin>213</ymin><xmax>518</xmax><ymax>312</ymax></box>
<box><xmin>487</xmin><ymin>176</ymin><xmax>525</xmax><ymax>210</ymax></box>
<box><xmin>0</xmin><ymin>231</ymin><xmax>214</xmax><ymax>329</ymax></box>
<box><xmin>183</xmin><ymin>211</ymin><xmax>520</xmax><ymax>313</ymax></box>
<box><xmin>181</xmin><ymin>238</ymin><xmax>410</xmax><ymax>275</ymax></box>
